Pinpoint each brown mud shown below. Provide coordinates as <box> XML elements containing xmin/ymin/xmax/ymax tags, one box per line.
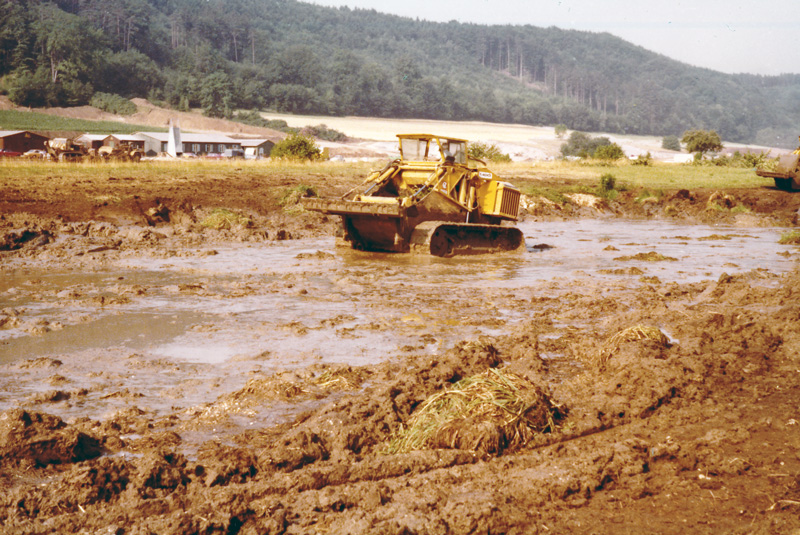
<box><xmin>1</xmin><ymin>169</ymin><xmax>800</xmax><ymax>534</ymax></box>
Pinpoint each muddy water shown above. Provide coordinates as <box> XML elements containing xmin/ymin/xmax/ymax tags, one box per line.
<box><xmin>1</xmin><ymin>219</ymin><xmax>796</xmax><ymax>422</ymax></box>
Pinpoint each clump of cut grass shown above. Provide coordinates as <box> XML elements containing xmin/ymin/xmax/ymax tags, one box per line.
<box><xmin>613</xmin><ymin>251</ymin><xmax>678</xmax><ymax>262</ymax></box>
<box><xmin>595</xmin><ymin>325</ymin><xmax>670</xmax><ymax>366</ymax></box>
<box><xmin>200</xmin><ymin>208</ymin><xmax>252</xmax><ymax>230</ymax></box>
<box><xmin>279</xmin><ymin>184</ymin><xmax>318</xmax><ymax>212</ymax></box>
<box><xmin>730</xmin><ymin>204</ymin><xmax>751</xmax><ymax>214</ymax></box>
<box><xmin>386</xmin><ymin>368</ymin><xmax>560</xmax><ymax>456</ymax></box>
<box><xmin>635</xmin><ymin>189</ymin><xmax>662</xmax><ymax>204</ymax></box>
<box><xmin>705</xmin><ymin>191</ymin><xmax>737</xmax><ymax>211</ymax></box>
<box><xmin>314</xmin><ymin>367</ymin><xmax>366</xmax><ymax>391</ymax></box>
<box><xmin>779</xmin><ymin>230</ymin><xmax>800</xmax><ymax>245</ymax></box>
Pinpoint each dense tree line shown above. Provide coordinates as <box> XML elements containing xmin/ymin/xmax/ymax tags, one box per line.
<box><xmin>1</xmin><ymin>0</ymin><xmax>799</xmax><ymax>147</ymax></box>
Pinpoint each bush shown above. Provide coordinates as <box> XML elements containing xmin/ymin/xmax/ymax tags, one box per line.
<box><xmin>661</xmin><ymin>135</ymin><xmax>681</xmax><ymax>151</ymax></box>
<box><xmin>90</xmin><ymin>92</ymin><xmax>137</xmax><ymax>116</ymax></box>
<box><xmin>300</xmin><ymin>124</ymin><xmax>347</xmax><ymax>142</ymax></box>
<box><xmin>560</xmin><ymin>131</ymin><xmax>613</xmax><ymax>158</ymax></box>
<box><xmin>468</xmin><ymin>141</ymin><xmax>512</xmax><ymax>163</ymax></box>
<box><xmin>232</xmin><ymin>111</ymin><xmax>301</xmax><ymax>134</ymax></box>
<box><xmin>8</xmin><ymin>68</ymin><xmax>57</xmax><ymax>107</ymax></box>
<box><xmin>599</xmin><ymin>173</ymin><xmax>616</xmax><ymax>192</ymax></box>
<box><xmin>694</xmin><ymin>151</ymin><xmax>773</xmax><ymax>168</ymax></box>
<box><xmin>554</xmin><ymin>124</ymin><xmax>568</xmax><ymax>138</ymax></box>
<box><xmin>593</xmin><ymin>143</ymin><xmax>624</xmax><ymax>160</ymax></box>
<box><xmin>270</xmin><ymin>133</ymin><xmax>322</xmax><ymax>161</ymax></box>
<box><xmin>632</xmin><ymin>152</ymin><xmax>653</xmax><ymax>166</ymax></box>
<box><xmin>682</xmin><ymin>129</ymin><xmax>723</xmax><ymax>155</ymax></box>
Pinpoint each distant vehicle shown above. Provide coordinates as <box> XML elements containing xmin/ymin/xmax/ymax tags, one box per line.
<box><xmin>98</xmin><ymin>143</ymin><xmax>144</xmax><ymax>162</ymax></box>
<box><xmin>21</xmin><ymin>149</ymin><xmax>47</xmax><ymax>160</ymax></box>
<box><xmin>44</xmin><ymin>138</ymin><xmax>87</xmax><ymax>162</ymax></box>
<box><xmin>0</xmin><ymin>149</ymin><xmax>22</xmax><ymax>158</ymax></box>
<box><xmin>224</xmin><ymin>148</ymin><xmax>245</xmax><ymax>159</ymax></box>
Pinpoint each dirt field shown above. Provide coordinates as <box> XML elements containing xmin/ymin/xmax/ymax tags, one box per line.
<box><xmin>1</xmin><ymin>162</ymin><xmax>800</xmax><ymax>535</ymax></box>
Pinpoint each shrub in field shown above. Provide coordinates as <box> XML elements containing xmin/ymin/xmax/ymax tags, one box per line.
<box><xmin>632</xmin><ymin>152</ymin><xmax>653</xmax><ymax>166</ymax></box>
<box><xmin>468</xmin><ymin>141</ymin><xmax>512</xmax><ymax>163</ymax></box>
<box><xmin>560</xmin><ymin>131</ymin><xmax>613</xmax><ymax>159</ymax></box>
<box><xmin>682</xmin><ymin>129</ymin><xmax>723</xmax><ymax>156</ymax></box>
<box><xmin>661</xmin><ymin>135</ymin><xmax>681</xmax><ymax>151</ymax></box>
<box><xmin>593</xmin><ymin>143</ymin><xmax>624</xmax><ymax>161</ymax></box>
<box><xmin>599</xmin><ymin>173</ymin><xmax>616</xmax><ymax>192</ymax></box>
<box><xmin>232</xmin><ymin>111</ymin><xmax>298</xmax><ymax>133</ymax></box>
<box><xmin>300</xmin><ymin>124</ymin><xmax>347</xmax><ymax>142</ymax></box>
<box><xmin>270</xmin><ymin>133</ymin><xmax>322</xmax><ymax>161</ymax></box>
<box><xmin>90</xmin><ymin>93</ymin><xmax>137</xmax><ymax>116</ymax></box>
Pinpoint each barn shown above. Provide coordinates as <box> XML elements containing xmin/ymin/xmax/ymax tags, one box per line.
<box><xmin>0</xmin><ymin>131</ymin><xmax>50</xmax><ymax>153</ymax></box>
<box><xmin>239</xmin><ymin>138</ymin><xmax>275</xmax><ymax>159</ymax></box>
<box><xmin>76</xmin><ymin>134</ymin><xmax>147</xmax><ymax>151</ymax></box>
<box><xmin>135</xmin><ymin>132</ymin><xmax>243</xmax><ymax>157</ymax></box>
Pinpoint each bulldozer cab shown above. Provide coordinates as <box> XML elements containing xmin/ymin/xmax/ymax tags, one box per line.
<box><xmin>398</xmin><ymin>134</ymin><xmax>467</xmax><ymax>165</ymax></box>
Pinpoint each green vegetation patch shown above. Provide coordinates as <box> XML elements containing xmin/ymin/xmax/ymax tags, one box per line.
<box><xmin>779</xmin><ymin>230</ymin><xmax>800</xmax><ymax>245</ymax></box>
<box><xmin>200</xmin><ymin>208</ymin><xmax>253</xmax><ymax>230</ymax></box>
<box><xmin>0</xmin><ymin>110</ymin><xmax>162</xmax><ymax>135</ymax></box>
<box><xmin>90</xmin><ymin>93</ymin><xmax>137</xmax><ymax>116</ymax></box>
<box><xmin>279</xmin><ymin>184</ymin><xmax>318</xmax><ymax>207</ymax></box>
<box><xmin>468</xmin><ymin>141</ymin><xmax>512</xmax><ymax>163</ymax></box>
<box><xmin>270</xmin><ymin>133</ymin><xmax>322</xmax><ymax>161</ymax></box>
<box><xmin>386</xmin><ymin>368</ymin><xmax>560</xmax><ymax>455</ymax></box>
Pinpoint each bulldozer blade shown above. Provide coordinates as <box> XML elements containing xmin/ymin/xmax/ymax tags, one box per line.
<box><xmin>301</xmin><ymin>197</ymin><xmax>403</xmax><ymax>218</ymax></box>
<box><xmin>756</xmin><ymin>153</ymin><xmax>800</xmax><ymax>190</ymax></box>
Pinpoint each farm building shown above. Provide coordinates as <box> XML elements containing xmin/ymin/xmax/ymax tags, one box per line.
<box><xmin>135</xmin><ymin>132</ymin><xmax>243</xmax><ymax>157</ymax></box>
<box><xmin>239</xmin><ymin>138</ymin><xmax>275</xmax><ymax>159</ymax></box>
<box><xmin>77</xmin><ymin>134</ymin><xmax>146</xmax><ymax>151</ymax></box>
<box><xmin>0</xmin><ymin>130</ymin><xmax>50</xmax><ymax>153</ymax></box>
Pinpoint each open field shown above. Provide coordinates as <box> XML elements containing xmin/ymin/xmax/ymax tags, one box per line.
<box><xmin>0</xmin><ymin>157</ymin><xmax>774</xmax><ymax>192</ymax></box>
<box><xmin>0</xmin><ymin>109</ymin><xmax>165</xmax><ymax>136</ymax></box>
<box><xmin>1</xmin><ymin>135</ymin><xmax>800</xmax><ymax>534</ymax></box>
<box><xmin>263</xmin><ymin>111</ymin><xmax>785</xmax><ymax>163</ymax></box>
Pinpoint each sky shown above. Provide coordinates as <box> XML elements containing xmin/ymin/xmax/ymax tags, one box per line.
<box><xmin>307</xmin><ymin>0</ymin><xmax>800</xmax><ymax>76</ymax></box>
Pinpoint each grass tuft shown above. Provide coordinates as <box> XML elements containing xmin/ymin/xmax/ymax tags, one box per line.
<box><xmin>779</xmin><ymin>230</ymin><xmax>800</xmax><ymax>245</ymax></box>
<box><xmin>595</xmin><ymin>325</ymin><xmax>670</xmax><ymax>367</ymax></box>
<box><xmin>200</xmin><ymin>208</ymin><xmax>252</xmax><ymax>230</ymax></box>
<box><xmin>279</xmin><ymin>184</ymin><xmax>319</xmax><ymax>208</ymax></box>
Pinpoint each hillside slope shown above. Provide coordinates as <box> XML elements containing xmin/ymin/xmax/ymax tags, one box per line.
<box><xmin>2</xmin><ymin>0</ymin><xmax>799</xmax><ymax>147</ymax></box>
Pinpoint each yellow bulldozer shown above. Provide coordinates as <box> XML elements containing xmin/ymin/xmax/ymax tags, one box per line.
<box><xmin>301</xmin><ymin>134</ymin><xmax>523</xmax><ymax>257</ymax></box>
<box><xmin>756</xmin><ymin>137</ymin><xmax>800</xmax><ymax>190</ymax></box>
<box><xmin>44</xmin><ymin>138</ymin><xmax>87</xmax><ymax>162</ymax></box>
<box><xmin>97</xmin><ymin>143</ymin><xmax>144</xmax><ymax>162</ymax></box>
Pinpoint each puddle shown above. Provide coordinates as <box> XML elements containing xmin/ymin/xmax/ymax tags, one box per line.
<box><xmin>0</xmin><ymin>219</ymin><xmax>796</xmax><ymax>420</ymax></box>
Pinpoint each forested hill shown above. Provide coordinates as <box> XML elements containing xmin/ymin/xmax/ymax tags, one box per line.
<box><xmin>2</xmin><ymin>0</ymin><xmax>799</xmax><ymax>148</ymax></box>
